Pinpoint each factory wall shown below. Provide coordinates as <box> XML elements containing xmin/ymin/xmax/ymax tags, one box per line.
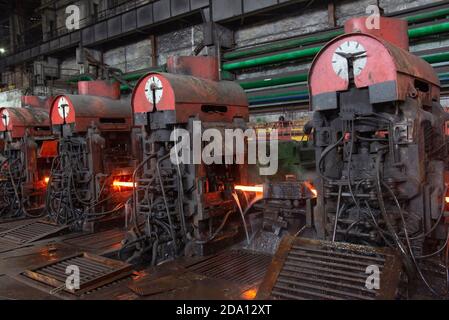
<box><xmin>0</xmin><ymin>0</ymin><xmax>444</xmax><ymax>117</ymax></box>
<box><xmin>0</xmin><ymin>89</ymin><xmax>22</xmax><ymax>108</ymax></box>
<box><xmin>234</xmin><ymin>0</ymin><xmax>437</xmax><ymax>81</ymax></box>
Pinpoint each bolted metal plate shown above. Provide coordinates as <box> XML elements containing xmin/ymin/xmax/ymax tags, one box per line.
<box><xmin>257</xmin><ymin>236</ymin><xmax>402</xmax><ymax>300</ymax></box>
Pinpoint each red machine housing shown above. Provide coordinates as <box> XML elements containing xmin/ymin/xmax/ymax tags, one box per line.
<box><xmin>132</xmin><ymin>72</ymin><xmax>248</xmax><ymax>123</ymax></box>
<box><xmin>22</xmin><ymin>95</ymin><xmax>55</xmax><ymax>110</ymax></box>
<box><xmin>0</xmin><ymin>107</ymin><xmax>51</xmax><ymax>138</ymax></box>
<box><xmin>50</xmin><ymin>83</ymin><xmax>132</xmax><ymax>133</ymax></box>
<box><xmin>0</xmin><ymin>102</ymin><xmax>56</xmax><ymax>217</ymax></box>
<box><xmin>125</xmin><ymin>56</ymin><xmax>250</xmax><ymax>262</ymax></box>
<box><xmin>166</xmin><ymin>56</ymin><xmax>221</xmax><ymax>81</ymax></box>
<box><xmin>307</xmin><ymin>16</ymin><xmax>449</xmax><ymax>257</ymax></box>
<box><xmin>309</xmin><ymin>16</ymin><xmax>440</xmax><ymax>110</ymax></box>
<box><xmin>46</xmin><ymin>80</ymin><xmax>137</xmax><ymax>229</ymax></box>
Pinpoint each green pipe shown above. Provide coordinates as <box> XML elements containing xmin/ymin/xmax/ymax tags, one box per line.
<box><xmin>224</xmin><ymin>30</ymin><xmax>343</xmax><ymax>61</ymax></box>
<box><xmin>241</xmin><ymin>56</ymin><xmax>448</xmax><ymax>91</ymax></box>
<box><xmin>241</xmin><ymin>66</ymin><xmax>449</xmax><ymax>93</ymax></box>
<box><xmin>224</xmin><ymin>21</ymin><xmax>449</xmax><ymax>72</ymax></box>
<box><xmin>439</xmin><ymin>72</ymin><xmax>449</xmax><ymax>78</ymax></box>
<box><xmin>223</xmin><ymin>46</ymin><xmax>322</xmax><ymax>71</ymax></box>
<box><xmin>239</xmin><ymin>73</ymin><xmax>308</xmax><ymax>90</ymax></box>
<box><xmin>122</xmin><ymin>73</ymin><xmax>146</xmax><ymax>81</ymax></box>
<box><xmin>248</xmin><ymin>90</ymin><xmax>309</xmax><ymax>102</ymax></box>
<box><xmin>244</xmin><ymin>71</ymin><xmax>449</xmax><ymax>106</ymax></box>
<box><xmin>224</xmin><ymin>7</ymin><xmax>449</xmax><ymax>62</ymax></box>
<box><xmin>422</xmin><ymin>51</ymin><xmax>449</xmax><ymax>64</ymax></box>
<box><xmin>409</xmin><ymin>21</ymin><xmax>449</xmax><ymax>38</ymax></box>
<box><xmin>405</xmin><ymin>7</ymin><xmax>449</xmax><ymax>24</ymax></box>
<box><xmin>67</xmin><ymin>75</ymin><xmax>95</xmax><ymax>83</ymax></box>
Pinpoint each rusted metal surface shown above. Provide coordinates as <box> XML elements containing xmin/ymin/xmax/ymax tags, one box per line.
<box><xmin>132</xmin><ymin>71</ymin><xmax>249</xmax><ymax>123</ymax></box>
<box><xmin>0</xmin><ymin>239</ymin><xmax>20</xmax><ymax>254</ymax></box>
<box><xmin>22</xmin><ymin>252</ymin><xmax>133</xmax><ymax>295</ymax></box>
<box><xmin>62</xmin><ymin>229</ymin><xmax>125</xmax><ymax>254</ymax></box>
<box><xmin>78</xmin><ymin>81</ymin><xmax>120</xmax><ymax>100</ymax></box>
<box><xmin>0</xmin><ymin>107</ymin><xmax>51</xmax><ymax>138</ymax></box>
<box><xmin>309</xmin><ymin>18</ymin><xmax>440</xmax><ymax>105</ymax></box>
<box><xmin>184</xmin><ymin>250</ymin><xmax>272</xmax><ymax>286</ymax></box>
<box><xmin>129</xmin><ymin>273</ymin><xmax>193</xmax><ymax>297</ymax></box>
<box><xmin>50</xmin><ymin>95</ymin><xmax>132</xmax><ymax>132</ymax></box>
<box><xmin>0</xmin><ymin>275</ymin><xmax>60</xmax><ymax>300</ymax></box>
<box><xmin>257</xmin><ymin>236</ymin><xmax>402</xmax><ymax>300</ymax></box>
<box><xmin>21</xmin><ymin>96</ymin><xmax>54</xmax><ymax>111</ymax></box>
<box><xmin>0</xmin><ymin>221</ymin><xmax>68</xmax><ymax>245</ymax></box>
<box><xmin>345</xmin><ymin>16</ymin><xmax>409</xmax><ymax>50</ymax></box>
<box><xmin>167</xmin><ymin>56</ymin><xmax>220</xmax><ymax>81</ymax></box>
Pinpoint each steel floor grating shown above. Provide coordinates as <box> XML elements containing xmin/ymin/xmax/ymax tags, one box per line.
<box><xmin>185</xmin><ymin>249</ymin><xmax>273</xmax><ymax>286</ymax></box>
<box><xmin>22</xmin><ymin>252</ymin><xmax>133</xmax><ymax>295</ymax></box>
<box><xmin>257</xmin><ymin>236</ymin><xmax>402</xmax><ymax>300</ymax></box>
<box><xmin>0</xmin><ymin>220</ymin><xmax>68</xmax><ymax>244</ymax></box>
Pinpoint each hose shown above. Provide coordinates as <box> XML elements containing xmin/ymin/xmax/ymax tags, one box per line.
<box><xmin>232</xmin><ymin>192</ymin><xmax>250</xmax><ymax>245</ymax></box>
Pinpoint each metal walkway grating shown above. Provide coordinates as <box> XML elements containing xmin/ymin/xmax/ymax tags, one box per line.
<box><xmin>185</xmin><ymin>250</ymin><xmax>273</xmax><ymax>286</ymax></box>
<box><xmin>257</xmin><ymin>236</ymin><xmax>402</xmax><ymax>300</ymax></box>
<box><xmin>0</xmin><ymin>220</ymin><xmax>68</xmax><ymax>244</ymax></box>
<box><xmin>22</xmin><ymin>252</ymin><xmax>133</xmax><ymax>295</ymax></box>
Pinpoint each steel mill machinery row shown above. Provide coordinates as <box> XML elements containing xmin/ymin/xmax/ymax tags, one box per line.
<box><xmin>47</xmin><ymin>81</ymin><xmax>138</xmax><ymax>230</ymax></box>
<box><xmin>0</xmin><ymin>14</ymin><xmax>449</xmax><ymax>300</ymax></box>
<box><xmin>0</xmin><ymin>96</ymin><xmax>55</xmax><ymax>219</ymax></box>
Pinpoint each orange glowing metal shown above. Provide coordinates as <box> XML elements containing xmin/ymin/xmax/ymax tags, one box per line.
<box><xmin>113</xmin><ymin>181</ymin><xmax>136</xmax><ymax>188</ymax></box>
<box><xmin>304</xmin><ymin>181</ymin><xmax>318</xmax><ymax>197</ymax></box>
<box><xmin>234</xmin><ymin>185</ymin><xmax>264</xmax><ymax>193</ymax></box>
<box><xmin>446</xmin><ymin>197</ymin><xmax>449</xmax><ymax>204</ymax></box>
<box><xmin>44</xmin><ymin>177</ymin><xmax>50</xmax><ymax>184</ymax></box>
<box><xmin>241</xmin><ymin>288</ymin><xmax>258</xmax><ymax>300</ymax></box>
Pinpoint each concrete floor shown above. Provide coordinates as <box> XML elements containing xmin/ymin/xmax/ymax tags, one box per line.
<box><xmin>0</xmin><ymin>218</ymin><xmax>445</xmax><ymax>300</ymax></box>
<box><xmin>0</xmin><ymin>218</ymin><xmax>271</xmax><ymax>300</ymax></box>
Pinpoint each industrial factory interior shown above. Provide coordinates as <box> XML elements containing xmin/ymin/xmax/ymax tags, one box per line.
<box><xmin>3</xmin><ymin>0</ymin><xmax>449</xmax><ymax>305</ymax></box>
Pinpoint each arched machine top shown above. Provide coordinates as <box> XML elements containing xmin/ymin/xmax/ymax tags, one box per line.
<box><xmin>0</xmin><ymin>107</ymin><xmax>51</xmax><ymax>139</ymax></box>
<box><xmin>50</xmin><ymin>95</ymin><xmax>133</xmax><ymax>133</ymax></box>
<box><xmin>309</xmin><ymin>16</ymin><xmax>440</xmax><ymax>110</ymax></box>
<box><xmin>131</xmin><ymin>72</ymin><xmax>249</xmax><ymax>123</ymax></box>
